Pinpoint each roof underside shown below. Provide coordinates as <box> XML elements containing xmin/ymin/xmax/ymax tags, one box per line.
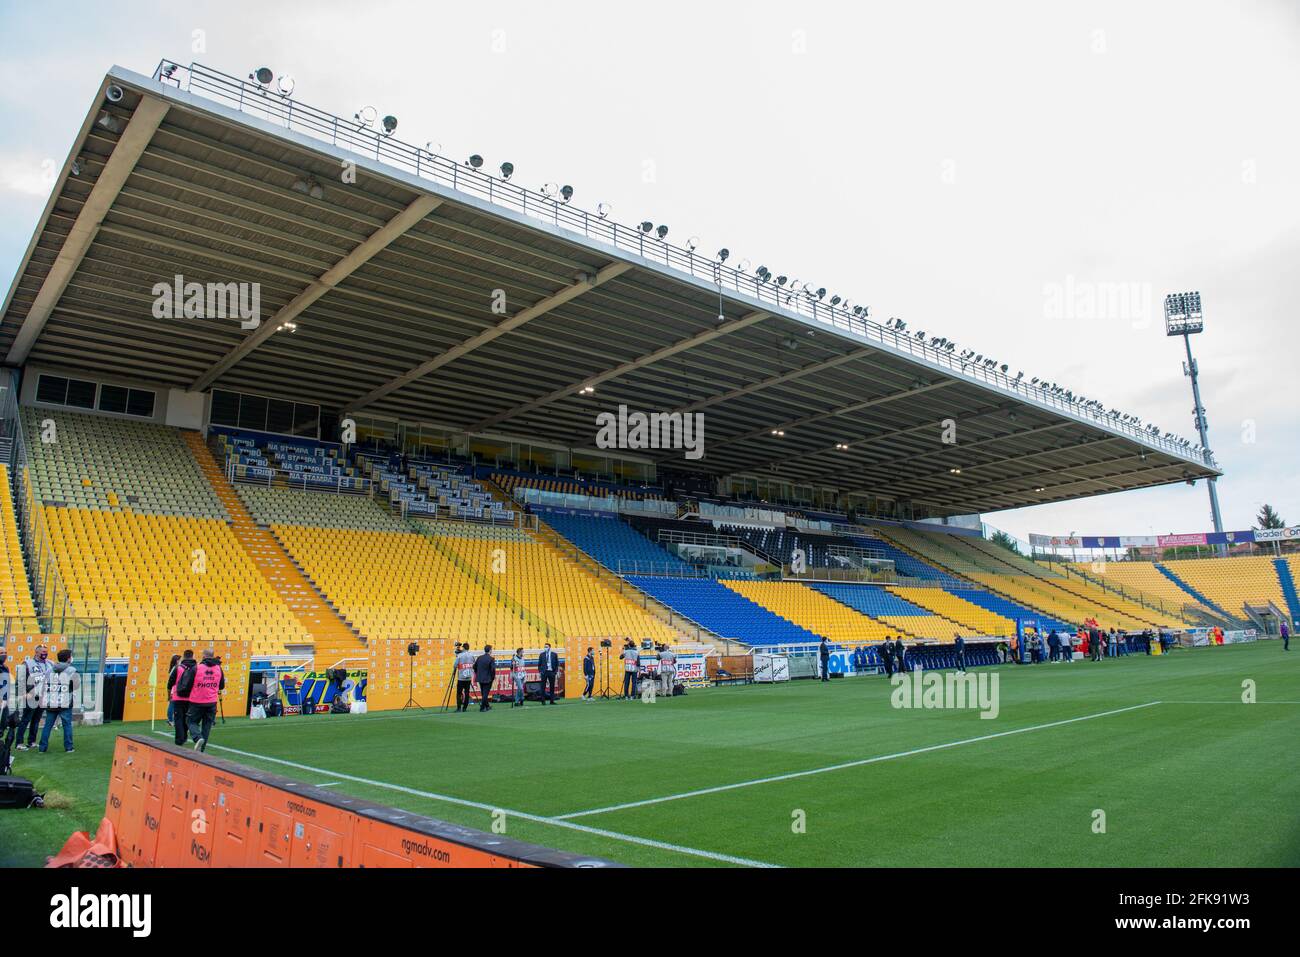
<box><xmin>0</xmin><ymin>65</ymin><xmax>1221</xmax><ymax>517</ymax></box>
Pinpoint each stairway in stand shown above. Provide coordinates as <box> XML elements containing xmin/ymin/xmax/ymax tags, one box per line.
<box><xmin>182</xmin><ymin>431</ymin><xmax>366</xmax><ymax>667</ymax></box>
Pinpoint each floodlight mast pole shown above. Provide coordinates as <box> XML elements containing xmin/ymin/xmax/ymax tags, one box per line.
<box><xmin>1165</xmin><ymin>291</ymin><xmax>1225</xmax><ymax>554</ymax></box>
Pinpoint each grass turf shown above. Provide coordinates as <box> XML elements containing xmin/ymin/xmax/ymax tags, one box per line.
<box><xmin>3</xmin><ymin>641</ymin><xmax>1297</xmax><ymax>867</ymax></box>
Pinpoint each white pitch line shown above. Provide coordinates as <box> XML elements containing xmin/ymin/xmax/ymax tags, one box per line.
<box><xmin>149</xmin><ymin>731</ymin><xmax>775</xmax><ymax>868</ymax></box>
<box><xmin>555</xmin><ymin>700</ymin><xmax>1164</xmax><ymax>820</ymax></box>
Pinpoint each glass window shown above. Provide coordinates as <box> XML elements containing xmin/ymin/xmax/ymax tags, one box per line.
<box><xmin>126</xmin><ymin>389</ymin><xmax>155</xmax><ymax>418</ymax></box>
<box><xmin>36</xmin><ymin>376</ymin><xmax>68</xmax><ymax>405</ymax></box>
<box><xmin>210</xmin><ymin>390</ymin><xmax>239</xmax><ymax>427</ymax></box>
<box><xmin>238</xmin><ymin>393</ymin><xmax>268</xmax><ymax>432</ymax></box>
<box><xmin>98</xmin><ymin>384</ymin><xmax>128</xmax><ymax>414</ymax></box>
<box><xmin>66</xmin><ymin>378</ymin><xmax>97</xmax><ymax>409</ymax></box>
<box><xmin>266</xmin><ymin>399</ymin><xmax>294</xmax><ymax>435</ymax></box>
<box><xmin>292</xmin><ymin>402</ymin><xmax>319</xmax><ymax>437</ymax></box>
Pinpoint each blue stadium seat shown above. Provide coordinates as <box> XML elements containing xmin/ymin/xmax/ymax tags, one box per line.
<box><xmin>625</xmin><ymin>576</ymin><xmax>823</xmax><ymax>645</ymax></box>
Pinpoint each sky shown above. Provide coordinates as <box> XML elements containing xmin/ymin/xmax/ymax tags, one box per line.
<box><xmin>1</xmin><ymin>0</ymin><xmax>1297</xmax><ymax>545</ymax></box>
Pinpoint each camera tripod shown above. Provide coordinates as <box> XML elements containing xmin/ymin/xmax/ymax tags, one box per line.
<box><xmin>596</xmin><ymin>643</ymin><xmax>619</xmax><ymax>700</ymax></box>
<box><xmin>403</xmin><ymin>654</ymin><xmax>423</xmax><ymax>710</ymax></box>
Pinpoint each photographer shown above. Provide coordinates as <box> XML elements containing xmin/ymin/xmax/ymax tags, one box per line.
<box><xmin>185</xmin><ymin>649</ymin><xmax>225</xmax><ymax>752</ymax></box>
<box><xmin>170</xmin><ymin>650</ymin><xmax>196</xmax><ymax>746</ymax></box>
<box><xmin>454</xmin><ymin>642</ymin><xmax>476</xmax><ymax>713</ymax></box>
<box><xmin>15</xmin><ymin>644</ymin><xmax>52</xmax><ymax>752</ymax></box>
<box><xmin>658</xmin><ymin>644</ymin><xmax>676</xmax><ymax>697</ymax></box>
<box><xmin>37</xmin><ymin>649</ymin><xmax>79</xmax><ymax>754</ymax></box>
<box><xmin>619</xmin><ymin>638</ymin><xmax>639</xmax><ymax>699</ymax></box>
<box><xmin>510</xmin><ymin>647</ymin><xmax>526</xmax><ymax>708</ymax></box>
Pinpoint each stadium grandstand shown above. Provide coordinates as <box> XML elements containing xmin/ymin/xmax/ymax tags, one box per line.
<box><xmin>0</xmin><ymin>57</ymin><xmax>1291</xmax><ymax>697</ymax></box>
<box><xmin>0</xmin><ymin>35</ymin><xmax>1294</xmax><ymax>886</ymax></box>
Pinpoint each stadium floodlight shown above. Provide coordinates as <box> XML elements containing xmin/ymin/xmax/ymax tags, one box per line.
<box><xmin>597</xmin><ymin>202</ymin><xmax>612</xmax><ymax>218</ymax></box>
<box><xmin>466</xmin><ymin>154</ymin><xmax>484</xmax><ymax>169</ymax></box>
<box><xmin>816</xmin><ymin>287</ymin><xmax>827</xmax><ymax>299</ymax></box>
<box><xmin>499</xmin><ymin>162</ymin><xmax>515</xmax><ymax>180</ymax></box>
<box><xmin>656</xmin><ymin>225</ymin><xmax>669</xmax><ymax>240</ymax></box>
<box><xmin>716</xmin><ymin>248</ymin><xmax>730</xmax><ymax>262</ymax></box>
<box><xmin>1164</xmin><ymin>288</ymin><xmax>1223</xmax><ymax>542</ymax></box>
<box><xmin>777</xmin><ymin>276</ymin><xmax>788</xmax><ymax>287</ymax></box>
<box><xmin>70</xmin><ymin>158</ymin><xmax>83</xmax><ymax>177</ymax></box>
<box><xmin>105</xmin><ymin>84</ymin><xmax>124</xmax><ymax>103</ymax></box>
<box><xmin>276</xmin><ymin>75</ymin><xmax>295</xmax><ymax>96</ymax></box>
<box><xmin>381</xmin><ymin>115</ymin><xmax>398</xmax><ymax>135</ymax></box>
<box><xmin>639</xmin><ymin>221</ymin><xmax>654</xmax><ymax>234</ymax></box>
<box><xmin>1163</xmin><ymin>291</ymin><xmax>1203</xmax><ymax>336</ymax></box>
<box><xmin>560</xmin><ymin>185</ymin><xmax>574</xmax><ymax>203</ymax></box>
<box><xmin>541</xmin><ymin>182</ymin><xmax>558</xmax><ymax>198</ymax></box>
<box><xmin>95</xmin><ymin>111</ymin><xmax>121</xmax><ymax>134</ymax></box>
<box><xmin>424</xmin><ymin>140</ymin><xmax>442</xmax><ymax>156</ymax></box>
<box><xmin>686</xmin><ymin>236</ymin><xmax>700</xmax><ymax>252</ymax></box>
<box><xmin>738</xmin><ymin>258</ymin><xmax>752</xmax><ymax>272</ymax></box>
<box><xmin>251</xmin><ymin>67</ymin><xmax>274</xmax><ymax>86</ymax></box>
<box><xmin>354</xmin><ymin>105</ymin><xmax>377</xmax><ymax>128</ymax></box>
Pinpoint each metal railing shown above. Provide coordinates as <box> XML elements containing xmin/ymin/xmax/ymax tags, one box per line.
<box><xmin>226</xmin><ymin>459</ymin><xmax>374</xmax><ymax>494</ymax></box>
<box><xmin>149</xmin><ymin>59</ymin><xmax>1216</xmax><ymax>471</ymax></box>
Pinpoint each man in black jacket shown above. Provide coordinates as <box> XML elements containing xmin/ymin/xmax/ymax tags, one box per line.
<box><xmin>879</xmin><ymin>638</ymin><xmax>895</xmax><ymax>678</ymax></box>
<box><xmin>582</xmin><ymin>647</ymin><xmax>595</xmax><ymax>700</ymax></box>
<box><xmin>818</xmin><ymin>638</ymin><xmax>830</xmax><ymax>682</ymax></box>
<box><xmin>894</xmin><ymin>637</ymin><xmax>907</xmax><ymax>674</ymax></box>
<box><xmin>538</xmin><ymin>643</ymin><xmax>560</xmax><ymax>705</ymax></box>
<box><xmin>474</xmin><ymin>645</ymin><xmax>496</xmax><ymax>712</ymax></box>
<box><xmin>953</xmin><ymin>633</ymin><xmax>967</xmax><ymax>673</ymax></box>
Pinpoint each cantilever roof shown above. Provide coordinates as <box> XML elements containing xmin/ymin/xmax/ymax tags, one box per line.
<box><xmin>0</xmin><ymin>61</ymin><xmax>1221</xmax><ymax>517</ymax></box>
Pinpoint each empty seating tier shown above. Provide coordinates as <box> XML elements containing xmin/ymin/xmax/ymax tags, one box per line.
<box><xmin>0</xmin><ymin>465</ymin><xmax>36</xmax><ymax>619</ymax></box>
<box><xmin>626</xmin><ymin>576</ymin><xmax>821</xmax><ymax>646</ymax></box>
<box><xmin>43</xmin><ymin>508</ymin><xmax>310</xmax><ymax>657</ymax></box>
<box><xmin>25</xmin><ymin>409</ymin><xmax>225</xmax><ymax>518</ymax></box>
<box><xmin>722</xmin><ymin>580</ymin><xmax>898</xmax><ymax>645</ymax></box>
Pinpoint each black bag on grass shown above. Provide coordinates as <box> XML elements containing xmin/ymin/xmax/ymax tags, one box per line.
<box><xmin>0</xmin><ymin>777</ymin><xmax>38</xmax><ymax>809</ymax></box>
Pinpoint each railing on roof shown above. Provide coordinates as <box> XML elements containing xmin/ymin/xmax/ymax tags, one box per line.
<box><xmin>149</xmin><ymin>59</ymin><xmax>1216</xmax><ymax>472</ymax></box>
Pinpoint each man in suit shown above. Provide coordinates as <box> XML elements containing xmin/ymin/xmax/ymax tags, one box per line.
<box><xmin>894</xmin><ymin>637</ymin><xmax>907</xmax><ymax>674</ymax></box>
<box><xmin>818</xmin><ymin>638</ymin><xmax>831</xmax><ymax>682</ymax></box>
<box><xmin>879</xmin><ymin>638</ymin><xmax>895</xmax><ymax>678</ymax></box>
<box><xmin>582</xmin><ymin>647</ymin><xmax>596</xmax><ymax>699</ymax></box>
<box><xmin>538</xmin><ymin>642</ymin><xmax>560</xmax><ymax>705</ymax></box>
<box><xmin>953</xmin><ymin>633</ymin><xmax>967</xmax><ymax>673</ymax></box>
<box><xmin>474</xmin><ymin>644</ymin><xmax>496</xmax><ymax>712</ymax></box>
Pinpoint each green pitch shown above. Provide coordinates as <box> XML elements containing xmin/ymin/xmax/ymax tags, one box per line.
<box><xmin>5</xmin><ymin>641</ymin><xmax>1298</xmax><ymax>867</ymax></box>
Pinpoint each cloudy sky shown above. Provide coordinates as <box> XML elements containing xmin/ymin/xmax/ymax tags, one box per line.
<box><xmin>1</xmin><ymin>0</ymin><xmax>1296</xmax><ymax>544</ymax></box>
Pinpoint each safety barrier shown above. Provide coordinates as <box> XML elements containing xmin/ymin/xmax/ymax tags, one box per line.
<box><xmin>104</xmin><ymin>734</ymin><xmax>620</xmax><ymax>868</ymax></box>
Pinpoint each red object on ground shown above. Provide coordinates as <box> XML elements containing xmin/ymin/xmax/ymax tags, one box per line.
<box><xmin>46</xmin><ymin>817</ymin><xmax>122</xmax><ymax>868</ymax></box>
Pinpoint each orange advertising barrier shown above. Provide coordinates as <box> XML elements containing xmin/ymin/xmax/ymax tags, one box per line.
<box><xmin>563</xmin><ymin>638</ymin><xmax>620</xmax><ymax>698</ymax></box>
<box><xmin>102</xmin><ymin>734</ymin><xmax>619</xmax><ymax>868</ymax></box>
<box><xmin>123</xmin><ymin>639</ymin><xmax>251</xmax><ymax>723</ymax></box>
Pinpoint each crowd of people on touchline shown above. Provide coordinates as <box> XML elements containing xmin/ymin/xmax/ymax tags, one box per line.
<box><xmin>0</xmin><ymin>643</ymin><xmax>80</xmax><ymax>754</ymax></box>
<box><xmin>448</xmin><ymin>640</ymin><xmax>678</xmax><ymax>710</ymax></box>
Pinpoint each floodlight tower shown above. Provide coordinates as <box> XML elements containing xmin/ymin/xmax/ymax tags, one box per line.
<box><xmin>1164</xmin><ymin>291</ymin><xmax>1225</xmax><ymax>546</ymax></box>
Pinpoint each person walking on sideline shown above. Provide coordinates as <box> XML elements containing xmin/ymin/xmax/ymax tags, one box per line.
<box><xmin>511</xmin><ymin>648</ymin><xmax>527</xmax><ymax>708</ymax></box>
<box><xmin>163</xmin><ymin>654</ymin><xmax>181</xmax><ymax>726</ymax></box>
<box><xmin>953</xmin><ymin>633</ymin><xmax>967</xmax><ymax>673</ymax></box>
<box><xmin>537</xmin><ymin>643</ymin><xmax>560</xmax><ymax>705</ymax></box>
<box><xmin>819</xmin><ymin>638</ymin><xmax>831</xmax><ymax>682</ymax></box>
<box><xmin>880</xmin><ymin>638</ymin><xmax>895</xmax><ymax>678</ymax></box>
<box><xmin>37</xmin><ymin>649</ymin><xmax>79</xmax><ymax>754</ymax></box>
<box><xmin>185</xmin><ymin>650</ymin><xmax>224</xmax><ymax>752</ymax></box>
<box><xmin>474</xmin><ymin>645</ymin><xmax>496</xmax><ymax>712</ymax></box>
<box><xmin>170</xmin><ymin>650</ymin><xmax>197</xmax><ymax>746</ymax></box>
<box><xmin>1282</xmin><ymin>621</ymin><xmax>1290</xmax><ymax>651</ymax></box>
